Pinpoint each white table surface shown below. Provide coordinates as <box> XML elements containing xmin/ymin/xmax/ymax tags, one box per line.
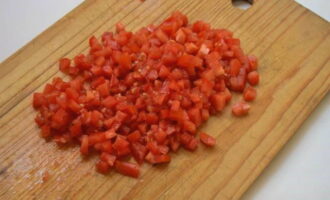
<box><xmin>1</xmin><ymin>1</ymin><xmax>329</xmax><ymax>199</ymax></box>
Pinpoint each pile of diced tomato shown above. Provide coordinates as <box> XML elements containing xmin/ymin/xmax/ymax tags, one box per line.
<box><xmin>33</xmin><ymin>11</ymin><xmax>259</xmax><ymax>178</ymax></box>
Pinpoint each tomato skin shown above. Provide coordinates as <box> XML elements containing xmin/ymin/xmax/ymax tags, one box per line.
<box><xmin>100</xmin><ymin>152</ymin><xmax>116</xmax><ymax>167</ymax></box>
<box><xmin>102</xmin><ymin>96</ymin><xmax>118</xmax><ymax>108</ymax></box>
<box><xmin>67</xmin><ymin>99</ymin><xmax>81</xmax><ymax>112</ymax></box>
<box><xmin>115</xmin><ymin>161</ymin><xmax>140</xmax><ymax>178</ymax></box>
<box><xmin>230</xmin><ymin>59</ymin><xmax>241</xmax><ymax>76</ymax></box>
<box><xmin>101</xmin><ymin>141</ymin><xmax>113</xmax><ymax>153</ymax></box>
<box><xmin>33</xmin><ymin>93</ymin><xmax>47</xmax><ymax>108</ymax></box>
<box><xmin>130</xmin><ymin>142</ymin><xmax>147</xmax><ymax>164</ymax></box>
<box><xmin>247</xmin><ymin>71</ymin><xmax>259</xmax><ymax>86</ymax></box>
<box><xmin>127</xmin><ymin>130</ymin><xmax>141</xmax><ymax>143</ymax></box>
<box><xmin>243</xmin><ymin>86</ymin><xmax>257</xmax><ymax>101</ymax></box>
<box><xmin>80</xmin><ymin>135</ymin><xmax>89</xmax><ymax>155</ymax></box>
<box><xmin>200</xmin><ymin>132</ymin><xmax>216</xmax><ymax>147</ymax></box>
<box><xmin>88</xmin><ymin>132</ymin><xmax>106</xmax><ymax>146</ymax></box>
<box><xmin>210</xmin><ymin>93</ymin><xmax>226</xmax><ymax>112</ymax></box>
<box><xmin>113</xmin><ymin>136</ymin><xmax>130</xmax><ymax>157</ymax></box>
<box><xmin>145</xmin><ymin>153</ymin><xmax>171</xmax><ymax>164</ymax></box>
<box><xmin>185</xmin><ymin>138</ymin><xmax>198</xmax><ymax>151</ymax></box>
<box><xmin>248</xmin><ymin>55</ymin><xmax>258</xmax><ymax>71</ymax></box>
<box><xmin>175</xmin><ymin>29</ymin><xmax>186</xmax><ymax>44</ymax></box>
<box><xmin>59</xmin><ymin>58</ymin><xmax>71</xmax><ymax>73</ymax></box>
<box><xmin>177</xmin><ymin>55</ymin><xmax>203</xmax><ymax>73</ymax></box>
<box><xmin>89</xmin><ymin>36</ymin><xmax>102</xmax><ymax>51</ymax></box>
<box><xmin>96</xmin><ymin>160</ymin><xmax>110</xmax><ymax>174</ymax></box>
<box><xmin>41</xmin><ymin>125</ymin><xmax>51</xmax><ymax>138</ymax></box>
<box><xmin>232</xmin><ymin>102</ymin><xmax>250</xmax><ymax>116</ymax></box>
<box><xmin>96</xmin><ymin>81</ymin><xmax>110</xmax><ymax>97</ymax></box>
<box><xmin>51</xmin><ymin>108</ymin><xmax>69</xmax><ymax>129</ymax></box>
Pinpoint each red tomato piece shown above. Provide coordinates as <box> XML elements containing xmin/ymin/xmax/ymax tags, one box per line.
<box><xmin>59</xmin><ymin>58</ymin><xmax>71</xmax><ymax>73</ymax></box>
<box><xmin>96</xmin><ymin>160</ymin><xmax>110</xmax><ymax>174</ymax></box>
<box><xmin>100</xmin><ymin>152</ymin><xmax>116</xmax><ymax>167</ymax></box>
<box><xmin>232</xmin><ymin>102</ymin><xmax>250</xmax><ymax>116</ymax></box>
<box><xmin>113</xmin><ymin>136</ymin><xmax>130</xmax><ymax>157</ymax></box>
<box><xmin>130</xmin><ymin>142</ymin><xmax>147</xmax><ymax>164</ymax></box>
<box><xmin>247</xmin><ymin>71</ymin><xmax>260</xmax><ymax>85</ymax></box>
<box><xmin>33</xmin><ymin>93</ymin><xmax>47</xmax><ymax>108</ymax></box>
<box><xmin>127</xmin><ymin>130</ymin><xmax>141</xmax><ymax>143</ymax></box>
<box><xmin>243</xmin><ymin>86</ymin><xmax>257</xmax><ymax>101</ymax></box>
<box><xmin>210</xmin><ymin>93</ymin><xmax>226</xmax><ymax>112</ymax></box>
<box><xmin>200</xmin><ymin>132</ymin><xmax>216</xmax><ymax>147</ymax></box>
<box><xmin>80</xmin><ymin>135</ymin><xmax>89</xmax><ymax>155</ymax></box>
<box><xmin>115</xmin><ymin>161</ymin><xmax>140</xmax><ymax>178</ymax></box>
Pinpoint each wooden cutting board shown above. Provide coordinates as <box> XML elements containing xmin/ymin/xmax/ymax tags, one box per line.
<box><xmin>0</xmin><ymin>0</ymin><xmax>329</xmax><ymax>199</ymax></box>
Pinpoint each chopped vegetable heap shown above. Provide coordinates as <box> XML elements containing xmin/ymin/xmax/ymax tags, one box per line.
<box><xmin>33</xmin><ymin>11</ymin><xmax>259</xmax><ymax>177</ymax></box>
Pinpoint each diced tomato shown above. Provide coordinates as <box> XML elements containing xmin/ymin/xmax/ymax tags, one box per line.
<box><xmin>96</xmin><ymin>160</ymin><xmax>110</xmax><ymax>174</ymax></box>
<box><xmin>80</xmin><ymin>135</ymin><xmax>89</xmax><ymax>155</ymax></box>
<box><xmin>88</xmin><ymin>132</ymin><xmax>106</xmax><ymax>146</ymax></box>
<box><xmin>232</xmin><ymin>102</ymin><xmax>250</xmax><ymax>116</ymax></box>
<box><xmin>248</xmin><ymin>55</ymin><xmax>258</xmax><ymax>71</ymax></box>
<box><xmin>210</xmin><ymin>93</ymin><xmax>226</xmax><ymax>112</ymax></box>
<box><xmin>97</xmin><ymin>81</ymin><xmax>110</xmax><ymax>97</ymax></box>
<box><xmin>113</xmin><ymin>136</ymin><xmax>130</xmax><ymax>156</ymax></box>
<box><xmin>65</xmin><ymin>87</ymin><xmax>79</xmax><ymax>101</ymax></box>
<box><xmin>67</xmin><ymin>99</ymin><xmax>81</xmax><ymax>112</ymax></box>
<box><xmin>41</xmin><ymin>125</ymin><xmax>51</xmax><ymax>138</ymax></box>
<box><xmin>230</xmin><ymin>59</ymin><xmax>241</xmax><ymax>76</ymax></box>
<box><xmin>131</xmin><ymin>142</ymin><xmax>147</xmax><ymax>164</ymax></box>
<box><xmin>200</xmin><ymin>132</ymin><xmax>216</xmax><ymax>147</ymax></box>
<box><xmin>51</xmin><ymin>108</ymin><xmax>69</xmax><ymax>129</ymax></box>
<box><xmin>145</xmin><ymin>152</ymin><xmax>171</xmax><ymax>164</ymax></box>
<box><xmin>89</xmin><ymin>36</ymin><xmax>102</xmax><ymax>51</ymax></box>
<box><xmin>247</xmin><ymin>71</ymin><xmax>259</xmax><ymax>85</ymax></box>
<box><xmin>101</xmin><ymin>141</ymin><xmax>113</xmax><ymax>153</ymax></box>
<box><xmin>59</xmin><ymin>58</ymin><xmax>71</xmax><ymax>73</ymax></box>
<box><xmin>33</xmin><ymin>93</ymin><xmax>47</xmax><ymax>108</ymax></box>
<box><xmin>175</xmin><ymin>29</ymin><xmax>186</xmax><ymax>44</ymax></box>
<box><xmin>243</xmin><ymin>86</ymin><xmax>257</xmax><ymax>101</ymax></box>
<box><xmin>182</xmin><ymin>120</ymin><xmax>196</xmax><ymax>134</ymax></box>
<box><xmin>154</xmin><ymin>130</ymin><xmax>167</xmax><ymax>144</ymax></box>
<box><xmin>115</xmin><ymin>161</ymin><xmax>140</xmax><ymax>178</ymax></box>
<box><xmin>185</xmin><ymin>138</ymin><xmax>198</xmax><ymax>151</ymax></box>
<box><xmin>100</xmin><ymin>152</ymin><xmax>116</xmax><ymax>167</ymax></box>
<box><xmin>102</xmin><ymin>96</ymin><xmax>118</xmax><ymax>108</ymax></box>
<box><xmin>33</xmin><ymin>11</ymin><xmax>260</xmax><ymax>177</ymax></box>
<box><xmin>127</xmin><ymin>130</ymin><xmax>141</xmax><ymax>143</ymax></box>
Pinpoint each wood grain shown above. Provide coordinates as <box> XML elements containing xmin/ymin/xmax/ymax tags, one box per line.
<box><xmin>0</xmin><ymin>0</ymin><xmax>329</xmax><ymax>199</ymax></box>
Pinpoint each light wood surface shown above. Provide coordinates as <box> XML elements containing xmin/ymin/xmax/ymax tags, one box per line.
<box><xmin>0</xmin><ymin>0</ymin><xmax>329</xmax><ymax>199</ymax></box>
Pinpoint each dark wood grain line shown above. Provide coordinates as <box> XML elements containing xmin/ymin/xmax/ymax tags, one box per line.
<box><xmin>243</xmin><ymin>2</ymin><xmax>294</xmax><ymax>41</ymax></box>
<box><xmin>246</xmin><ymin>5</ymin><xmax>301</xmax><ymax>55</ymax></box>
<box><xmin>0</xmin><ymin>166</ymin><xmax>8</xmax><ymax>176</ymax></box>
